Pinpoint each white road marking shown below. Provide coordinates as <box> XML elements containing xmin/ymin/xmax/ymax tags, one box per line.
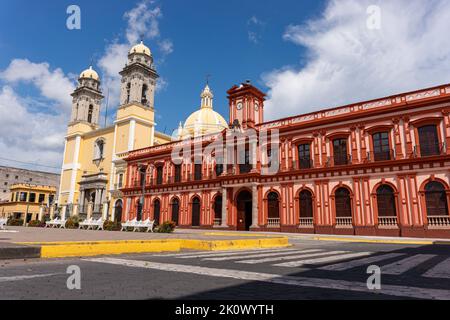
<box><xmin>0</xmin><ymin>273</ymin><xmax>60</xmax><ymax>283</ymax></box>
<box><xmin>274</xmin><ymin>252</ymin><xmax>372</xmax><ymax>267</ymax></box>
<box><xmin>381</xmin><ymin>254</ymin><xmax>435</xmax><ymax>275</ymax></box>
<box><xmin>85</xmin><ymin>257</ymin><xmax>450</xmax><ymax>300</ymax></box>
<box><xmin>237</xmin><ymin>250</ymin><xmax>336</xmax><ymax>264</ymax></box>
<box><xmin>423</xmin><ymin>257</ymin><xmax>450</xmax><ymax>279</ymax></box>
<box><xmin>178</xmin><ymin>248</ymin><xmax>300</xmax><ymax>260</ymax></box>
<box><xmin>153</xmin><ymin>248</ymin><xmax>284</xmax><ymax>258</ymax></box>
<box><xmin>320</xmin><ymin>253</ymin><xmax>405</xmax><ymax>271</ymax></box>
<box><xmin>203</xmin><ymin>249</ymin><xmax>317</xmax><ymax>261</ymax></box>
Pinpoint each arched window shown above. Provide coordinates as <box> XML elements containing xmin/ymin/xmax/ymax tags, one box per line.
<box><xmin>94</xmin><ymin>139</ymin><xmax>105</xmax><ymax>160</ymax></box>
<box><xmin>214</xmin><ymin>196</ymin><xmax>222</xmax><ymax>221</ymax></box>
<box><xmin>156</xmin><ymin>166</ymin><xmax>163</xmax><ymax>185</ymax></box>
<box><xmin>171</xmin><ymin>198</ymin><xmax>180</xmax><ymax>225</ymax></box>
<box><xmin>333</xmin><ymin>138</ymin><xmax>349</xmax><ymax>166</ymax></box>
<box><xmin>372</xmin><ymin>132</ymin><xmax>391</xmax><ymax>161</ymax></box>
<box><xmin>267</xmin><ymin>192</ymin><xmax>280</xmax><ymax>218</ymax></box>
<box><xmin>425</xmin><ymin>182</ymin><xmax>449</xmax><ymax>216</ymax></box>
<box><xmin>153</xmin><ymin>199</ymin><xmax>161</xmax><ymax>225</ymax></box>
<box><xmin>192</xmin><ymin>197</ymin><xmax>201</xmax><ymax>227</ymax></box>
<box><xmin>299</xmin><ymin>190</ymin><xmax>313</xmax><ymax>218</ymax></box>
<box><xmin>376</xmin><ymin>185</ymin><xmax>396</xmax><ymax>217</ymax></box>
<box><xmin>141</xmin><ymin>84</ymin><xmax>148</xmax><ymax>105</ymax></box>
<box><xmin>126</xmin><ymin>83</ymin><xmax>131</xmax><ymax>104</ymax></box>
<box><xmin>335</xmin><ymin>188</ymin><xmax>352</xmax><ymax>217</ymax></box>
<box><xmin>418</xmin><ymin>125</ymin><xmax>440</xmax><ymax>156</ymax></box>
<box><xmin>87</xmin><ymin>105</ymin><xmax>94</xmax><ymax>123</ymax></box>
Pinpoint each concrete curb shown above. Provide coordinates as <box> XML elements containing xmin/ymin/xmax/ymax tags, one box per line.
<box><xmin>0</xmin><ymin>243</ymin><xmax>41</xmax><ymax>260</ymax></box>
<box><xmin>9</xmin><ymin>237</ymin><xmax>290</xmax><ymax>259</ymax></box>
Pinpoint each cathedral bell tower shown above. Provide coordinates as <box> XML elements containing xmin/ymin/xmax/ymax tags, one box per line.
<box><xmin>69</xmin><ymin>66</ymin><xmax>104</xmax><ymax>133</ymax></box>
<box><xmin>227</xmin><ymin>80</ymin><xmax>266</xmax><ymax>129</ymax></box>
<box><xmin>119</xmin><ymin>41</ymin><xmax>158</xmax><ymax>110</ymax></box>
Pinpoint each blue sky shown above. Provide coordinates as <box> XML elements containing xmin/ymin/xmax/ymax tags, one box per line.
<box><xmin>1</xmin><ymin>0</ymin><xmax>450</xmax><ymax>172</ymax></box>
<box><xmin>0</xmin><ymin>0</ymin><xmax>323</xmax><ymax>132</ymax></box>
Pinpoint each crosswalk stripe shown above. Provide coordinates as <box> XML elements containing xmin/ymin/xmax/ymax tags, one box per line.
<box><xmin>238</xmin><ymin>250</ymin><xmax>336</xmax><ymax>264</ymax></box>
<box><xmin>381</xmin><ymin>254</ymin><xmax>435</xmax><ymax>275</ymax></box>
<box><xmin>204</xmin><ymin>249</ymin><xmax>319</xmax><ymax>261</ymax></box>
<box><xmin>319</xmin><ymin>253</ymin><xmax>405</xmax><ymax>271</ymax></box>
<box><xmin>273</xmin><ymin>251</ymin><xmax>372</xmax><ymax>267</ymax></box>
<box><xmin>178</xmin><ymin>248</ymin><xmax>300</xmax><ymax>259</ymax></box>
<box><xmin>423</xmin><ymin>257</ymin><xmax>450</xmax><ymax>279</ymax></box>
<box><xmin>85</xmin><ymin>257</ymin><xmax>450</xmax><ymax>300</ymax></box>
<box><xmin>153</xmin><ymin>248</ymin><xmax>283</xmax><ymax>258</ymax></box>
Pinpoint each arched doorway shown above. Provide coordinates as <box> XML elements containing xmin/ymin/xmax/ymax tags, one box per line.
<box><xmin>171</xmin><ymin>198</ymin><xmax>180</xmax><ymax>225</ymax></box>
<box><xmin>114</xmin><ymin>200</ymin><xmax>123</xmax><ymax>223</ymax></box>
<box><xmin>376</xmin><ymin>185</ymin><xmax>397</xmax><ymax>217</ymax></box>
<box><xmin>425</xmin><ymin>181</ymin><xmax>449</xmax><ymax>216</ymax></box>
<box><xmin>213</xmin><ymin>196</ymin><xmax>222</xmax><ymax>225</ymax></box>
<box><xmin>335</xmin><ymin>188</ymin><xmax>352</xmax><ymax>217</ymax></box>
<box><xmin>299</xmin><ymin>190</ymin><xmax>313</xmax><ymax>218</ymax></box>
<box><xmin>191</xmin><ymin>197</ymin><xmax>201</xmax><ymax>227</ymax></box>
<box><xmin>153</xmin><ymin>199</ymin><xmax>161</xmax><ymax>225</ymax></box>
<box><xmin>236</xmin><ymin>190</ymin><xmax>252</xmax><ymax>231</ymax></box>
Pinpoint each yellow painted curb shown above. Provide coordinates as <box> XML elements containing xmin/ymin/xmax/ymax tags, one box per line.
<box><xmin>312</xmin><ymin>236</ymin><xmax>434</xmax><ymax>245</ymax></box>
<box><xmin>18</xmin><ymin>237</ymin><xmax>290</xmax><ymax>259</ymax></box>
<box><xmin>202</xmin><ymin>232</ymin><xmax>279</xmax><ymax>238</ymax></box>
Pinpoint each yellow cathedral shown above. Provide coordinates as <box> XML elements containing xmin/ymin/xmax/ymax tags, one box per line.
<box><xmin>58</xmin><ymin>41</ymin><xmax>172</xmax><ymax>221</ymax></box>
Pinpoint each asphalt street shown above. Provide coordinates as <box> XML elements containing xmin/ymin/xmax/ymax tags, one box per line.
<box><xmin>0</xmin><ymin>239</ymin><xmax>449</xmax><ymax>300</ymax></box>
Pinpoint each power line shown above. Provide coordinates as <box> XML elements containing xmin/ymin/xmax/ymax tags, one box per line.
<box><xmin>0</xmin><ymin>156</ymin><xmax>61</xmax><ymax>170</ymax></box>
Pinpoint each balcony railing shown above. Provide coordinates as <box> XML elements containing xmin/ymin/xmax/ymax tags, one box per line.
<box><xmin>336</xmin><ymin>217</ymin><xmax>353</xmax><ymax>228</ymax></box>
<box><xmin>327</xmin><ymin>155</ymin><xmax>352</xmax><ymax>167</ymax></box>
<box><xmin>428</xmin><ymin>216</ymin><xmax>450</xmax><ymax>229</ymax></box>
<box><xmin>367</xmin><ymin>150</ymin><xmax>395</xmax><ymax>162</ymax></box>
<box><xmin>213</xmin><ymin>218</ymin><xmax>222</xmax><ymax>226</ymax></box>
<box><xmin>413</xmin><ymin>142</ymin><xmax>446</xmax><ymax>158</ymax></box>
<box><xmin>378</xmin><ymin>216</ymin><xmax>398</xmax><ymax>228</ymax></box>
<box><xmin>267</xmin><ymin>218</ymin><xmax>281</xmax><ymax>228</ymax></box>
<box><xmin>299</xmin><ymin>217</ymin><xmax>314</xmax><ymax>227</ymax></box>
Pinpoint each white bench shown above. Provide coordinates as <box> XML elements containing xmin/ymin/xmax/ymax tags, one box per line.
<box><xmin>133</xmin><ymin>219</ymin><xmax>155</xmax><ymax>233</ymax></box>
<box><xmin>121</xmin><ymin>218</ymin><xmax>137</xmax><ymax>231</ymax></box>
<box><xmin>78</xmin><ymin>218</ymin><xmax>93</xmax><ymax>230</ymax></box>
<box><xmin>90</xmin><ymin>218</ymin><xmax>104</xmax><ymax>231</ymax></box>
<box><xmin>79</xmin><ymin>218</ymin><xmax>104</xmax><ymax>230</ymax></box>
<box><xmin>0</xmin><ymin>218</ymin><xmax>7</xmax><ymax>230</ymax></box>
<box><xmin>53</xmin><ymin>219</ymin><xmax>67</xmax><ymax>229</ymax></box>
<box><xmin>45</xmin><ymin>218</ymin><xmax>60</xmax><ymax>228</ymax></box>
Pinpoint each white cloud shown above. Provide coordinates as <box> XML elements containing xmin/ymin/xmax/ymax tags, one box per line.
<box><xmin>98</xmin><ymin>0</ymin><xmax>173</xmax><ymax>108</ymax></box>
<box><xmin>1</xmin><ymin>59</ymin><xmax>74</xmax><ymax>111</ymax></box>
<box><xmin>0</xmin><ymin>85</ymin><xmax>66</xmax><ymax>170</ymax></box>
<box><xmin>0</xmin><ymin>59</ymin><xmax>75</xmax><ymax>170</ymax></box>
<box><xmin>263</xmin><ymin>0</ymin><xmax>450</xmax><ymax>120</ymax></box>
<box><xmin>248</xmin><ymin>16</ymin><xmax>265</xmax><ymax>44</ymax></box>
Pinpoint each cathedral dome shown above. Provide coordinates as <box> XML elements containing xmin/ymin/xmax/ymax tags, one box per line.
<box><xmin>179</xmin><ymin>85</ymin><xmax>228</xmax><ymax>139</ymax></box>
<box><xmin>79</xmin><ymin>66</ymin><xmax>99</xmax><ymax>81</ymax></box>
<box><xmin>129</xmin><ymin>41</ymin><xmax>152</xmax><ymax>56</ymax></box>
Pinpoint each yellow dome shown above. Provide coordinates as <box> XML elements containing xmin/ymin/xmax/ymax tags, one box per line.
<box><xmin>182</xmin><ymin>108</ymin><xmax>228</xmax><ymax>138</ymax></box>
<box><xmin>129</xmin><ymin>41</ymin><xmax>152</xmax><ymax>56</ymax></box>
<box><xmin>180</xmin><ymin>85</ymin><xmax>228</xmax><ymax>139</ymax></box>
<box><xmin>79</xmin><ymin>66</ymin><xmax>99</xmax><ymax>81</ymax></box>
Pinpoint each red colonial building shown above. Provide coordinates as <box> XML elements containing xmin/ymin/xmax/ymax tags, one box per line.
<box><xmin>121</xmin><ymin>81</ymin><xmax>450</xmax><ymax>239</ymax></box>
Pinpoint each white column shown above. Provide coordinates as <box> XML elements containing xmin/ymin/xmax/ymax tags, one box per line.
<box><xmin>221</xmin><ymin>188</ymin><xmax>228</xmax><ymax>227</ymax></box>
<box><xmin>102</xmin><ymin>202</ymin><xmax>109</xmax><ymax>220</ymax></box>
<box><xmin>38</xmin><ymin>206</ymin><xmax>45</xmax><ymax>221</ymax></box>
<box><xmin>251</xmin><ymin>184</ymin><xmax>258</xmax><ymax>228</ymax></box>
<box><xmin>128</xmin><ymin>119</ymin><xmax>136</xmax><ymax>151</ymax></box>
<box><xmin>68</xmin><ymin>135</ymin><xmax>82</xmax><ymax>203</ymax></box>
<box><xmin>61</xmin><ymin>205</ymin><xmax>67</xmax><ymax>221</ymax></box>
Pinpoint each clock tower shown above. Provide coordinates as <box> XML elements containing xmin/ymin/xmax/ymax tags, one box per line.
<box><xmin>227</xmin><ymin>80</ymin><xmax>266</xmax><ymax>129</ymax></box>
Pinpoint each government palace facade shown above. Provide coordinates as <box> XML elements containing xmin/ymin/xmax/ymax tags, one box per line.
<box><xmin>60</xmin><ymin>42</ymin><xmax>450</xmax><ymax>239</ymax></box>
<box><xmin>121</xmin><ymin>81</ymin><xmax>450</xmax><ymax>239</ymax></box>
